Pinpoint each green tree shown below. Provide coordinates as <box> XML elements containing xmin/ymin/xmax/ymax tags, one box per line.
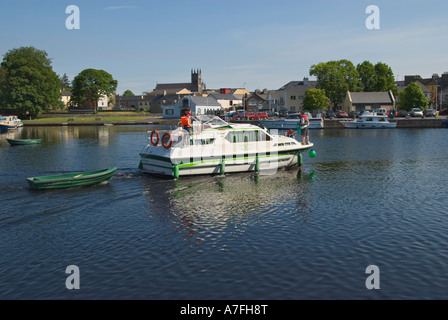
<box><xmin>302</xmin><ymin>88</ymin><xmax>330</xmax><ymax>111</ymax></box>
<box><xmin>310</xmin><ymin>59</ymin><xmax>360</xmax><ymax>110</ymax></box>
<box><xmin>357</xmin><ymin>61</ymin><xmax>376</xmax><ymax>92</ymax></box>
<box><xmin>71</xmin><ymin>69</ymin><xmax>117</xmax><ymax>112</ymax></box>
<box><xmin>357</xmin><ymin>61</ymin><xmax>397</xmax><ymax>95</ymax></box>
<box><xmin>374</xmin><ymin>62</ymin><xmax>397</xmax><ymax>95</ymax></box>
<box><xmin>0</xmin><ymin>46</ymin><xmax>61</xmax><ymax>118</ymax></box>
<box><xmin>122</xmin><ymin>89</ymin><xmax>134</xmax><ymax>96</ymax></box>
<box><xmin>60</xmin><ymin>73</ymin><xmax>71</xmax><ymax>91</ymax></box>
<box><xmin>398</xmin><ymin>82</ymin><xmax>429</xmax><ymax>111</ymax></box>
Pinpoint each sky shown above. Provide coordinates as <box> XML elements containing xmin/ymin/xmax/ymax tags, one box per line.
<box><xmin>0</xmin><ymin>0</ymin><xmax>447</xmax><ymax>95</ymax></box>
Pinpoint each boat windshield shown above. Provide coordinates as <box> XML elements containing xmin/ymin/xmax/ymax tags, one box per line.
<box><xmin>193</xmin><ymin>115</ymin><xmax>229</xmax><ymax>128</ymax></box>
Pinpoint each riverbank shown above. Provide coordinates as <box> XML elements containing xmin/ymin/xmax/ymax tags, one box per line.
<box><xmin>22</xmin><ymin>114</ymin><xmax>180</xmax><ymax>126</ymax></box>
<box><xmin>21</xmin><ymin>114</ymin><xmax>448</xmax><ymax>128</ymax></box>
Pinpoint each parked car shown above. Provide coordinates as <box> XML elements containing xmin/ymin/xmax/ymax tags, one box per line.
<box><xmin>387</xmin><ymin>109</ymin><xmax>398</xmax><ymax>117</ymax></box>
<box><xmin>221</xmin><ymin>111</ymin><xmax>236</xmax><ymax>120</ymax></box>
<box><xmin>325</xmin><ymin>110</ymin><xmax>336</xmax><ymax>118</ymax></box>
<box><xmin>254</xmin><ymin>112</ymin><xmax>268</xmax><ymax>119</ymax></box>
<box><xmin>396</xmin><ymin>110</ymin><xmax>408</xmax><ymax>117</ymax></box>
<box><xmin>424</xmin><ymin>109</ymin><xmax>437</xmax><ymax>117</ymax></box>
<box><xmin>349</xmin><ymin>110</ymin><xmax>361</xmax><ymax>118</ymax></box>
<box><xmin>439</xmin><ymin>108</ymin><xmax>448</xmax><ymax>115</ymax></box>
<box><xmin>336</xmin><ymin>110</ymin><xmax>349</xmax><ymax>118</ymax></box>
<box><xmin>375</xmin><ymin>108</ymin><xmax>387</xmax><ymax>115</ymax></box>
<box><xmin>410</xmin><ymin>108</ymin><xmax>424</xmax><ymax>118</ymax></box>
<box><xmin>232</xmin><ymin>110</ymin><xmax>247</xmax><ymax>120</ymax></box>
<box><xmin>246</xmin><ymin>112</ymin><xmax>256</xmax><ymax>120</ymax></box>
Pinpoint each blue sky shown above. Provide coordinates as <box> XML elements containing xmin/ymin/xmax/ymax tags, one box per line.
<box><xmin>1</xmin><ymin>0</ymin><xmax>447</xmax><ymax>95</ymax></box>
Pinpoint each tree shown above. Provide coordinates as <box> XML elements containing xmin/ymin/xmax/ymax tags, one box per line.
<box><xmin>302</xmin><ymin>89</ymin><xmax>330</xmax><ymax>111</ymax></box>
<box><xmin>310</xmin><ymin>59</ymin><xmax>360</xmax><ymax>110</ymax></box>
<box><xmin>122</xmin><ymin>89</ymin><xmax>134</xmax><ymax>96</ymax></box>
<box><xmin>374</xmin><ymin>62</ymin><xmax>397</xmax><ymax>95</ymax></box>
<box><xmin>71</xmin><ymin>69</ymin><xmax>117</xmax><ymax>112</ymax></box>
<box><xmin>357</xmin><ymin>61</ymin><xmax>398</xmax><ymax>95</ymax></box>
<box><xmin>357</xmin><ymin>61</ymin><xmax>376</xmax><ymax>92</ymax></box>
<box><xmin>60</xmin><ymin>73</ymin><xmax>71</xmax><ymax>91</ymax></box>
<box><xmin>398</xmin><ymin>82</ymin><xmax>429</xmax><ymax>111</ymax></box>
<box><xmin>0</xmin><ymin>46</ymin><xmax>62</xmax><ymax>118</ymax></box>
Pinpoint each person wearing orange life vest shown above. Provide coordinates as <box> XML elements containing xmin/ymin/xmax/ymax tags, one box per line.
<box><xmin>299</xmin><ymin>110</ymin><xmax>310</xmax><ymax>145</ymax></box>
<box><xmin>181</xmin><ymin>108</ymin><xmax>192</xmax><ymax>134</ymax></box>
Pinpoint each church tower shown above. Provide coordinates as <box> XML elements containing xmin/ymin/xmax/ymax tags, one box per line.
<box><xmin>191</xmin><ymin>69</ymin><xmax>204</xmax><ymax>93</ymax></box>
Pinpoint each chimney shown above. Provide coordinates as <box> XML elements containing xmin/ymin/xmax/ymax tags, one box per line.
<box><xmin>303</xmin><ymin>77</ymin><xmax>309</xmax><ymax>85</ymax></box>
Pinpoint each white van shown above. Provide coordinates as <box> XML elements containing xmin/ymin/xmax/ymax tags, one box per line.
<box><xmin>375</xmin><ymin>108</ymin><xmax>387</xmax><ymax>115</ymax></box>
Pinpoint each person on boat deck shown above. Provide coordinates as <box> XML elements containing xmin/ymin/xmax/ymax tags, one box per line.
<box><xmin>299</xmin><ymin>110</ymin><xmax>310</xmax><ymax>145</ymax></box>
<box><xmin>181</xmin><ymin>108</ymin><xmax>192</xmax><ymax>134</ymax></box>
<box><xmin>285</xmin><ymin>128</ymin><xmax>294</xmax><ymax>137</ymax></box>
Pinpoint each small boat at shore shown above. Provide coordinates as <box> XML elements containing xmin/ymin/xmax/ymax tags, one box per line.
<box><xmin>340</xmin><ymin>112</ymin><xmax>397</xmax><ymax>129</ymax></box>
<box><xmin>7</xmin><ymin>138</ymin><xmax>41</xmax><ymax>145</ymax></box>
<box><xmin>259</xmin><ymin>112</ymin><xmax>324</xmax><ymax>130</ymax></box>
<box><xmin>139</xmin><ymin>115</ymin><xmax>314</xmax><ymax>178</ymax></box>
<box><xmin>27</xmin><ymin>167</ymin><xmax>117</xmax><ymax>190</ymax></box>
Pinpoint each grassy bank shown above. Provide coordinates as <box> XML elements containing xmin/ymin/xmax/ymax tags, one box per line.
<box><xmin>23</xmin><ymin>116</ymin><xmax>150</xmax><ymax>123</ymax></box>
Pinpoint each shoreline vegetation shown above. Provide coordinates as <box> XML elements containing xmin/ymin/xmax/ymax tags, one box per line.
<box><xmin>19</xmin><ymin>112</ymin><xmax>448</xmax><ymax>128</ymax></box>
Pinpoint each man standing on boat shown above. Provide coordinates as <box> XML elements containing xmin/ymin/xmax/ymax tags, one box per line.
<box><xmin>181</xmin><ymin>108</ymin><xmax>192</xmax><ymax>134</ymax></box>
<box><xmin>299</xmin><ymin>110</ymin><xmax>309</xmax><ymax>145</ymax></box>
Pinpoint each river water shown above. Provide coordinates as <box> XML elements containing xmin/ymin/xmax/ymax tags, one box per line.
<box><xmin>1</xmin><ymin>125</ymin><xmax>447</xmax><ymax>300</ymax></box>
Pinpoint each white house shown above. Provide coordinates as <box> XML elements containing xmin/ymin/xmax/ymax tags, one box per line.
<box><xmin>207</xmin><ymin>93</ymin><xmax>242</xmax><ymax>112</ymax></box>
<box><xmin>163</xmin><ymin>95</ymin><xmax>223</xmax><ymax>119</ymax></box>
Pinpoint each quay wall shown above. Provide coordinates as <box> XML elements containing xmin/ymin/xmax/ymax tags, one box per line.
<box><xmin>324</xmin><ymin>118</ymin><xmax>446</xmax><ymax>129</ymax></box>
<box><xmin>23</xmin><ymin>114</ymin><xmax>448</xmax><ymax>128</ymax></box>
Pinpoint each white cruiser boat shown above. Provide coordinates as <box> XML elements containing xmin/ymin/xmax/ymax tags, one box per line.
<box><xmin>139</xmin><ymin>115</ymin><xmax>314</xmax><ymax>178</ymax></box>
<box><xmin>341</xmin><ymin>113</ymin><xmax>397</xmax><ymax>129</ymax></box>
<box><xmin>259</xmin><ymin>112</ymin><xmax>324</xmax><ymax>130</ymax></box>
<box><xmin>0</xmin><ymin>115</ymin><xmax>23</xmax><ymax>131</ymax></box>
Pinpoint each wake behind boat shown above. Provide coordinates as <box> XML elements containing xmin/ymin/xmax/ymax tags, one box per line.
<box><xmin>139</xmin><ymin>115</ymin><xmax>314</xmax><ymax>178</ymax></box>
<box><xmin>259</xmin><ymin>112</ymin><xmax>324</xmax><ymax>130</ymax></box>
<box><xmin>340</xmin><ymin>112</ymin><xmax>397</xmax><ymax>129</ymax></box>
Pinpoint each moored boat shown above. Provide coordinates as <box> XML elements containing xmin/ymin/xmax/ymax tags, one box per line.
<box><xmin>340</xmin><ymin>112</ymin><xmax>397</xmax><ymax>129</ymax></box>
<box><xmin>139</xmin><ymin>115</ymin><xmax>314</xmax><ymax>178</ymax></box>
<box><xmin>27</xmin><ymin>167</ymin><xmax>117</xmax><ymax>190</ymax></box>
<box><xmin>259</xmin><ymin>112</ymin><xmax>324</xmax><ymax>130</ymax></box>
<box><xmin>7</xmin><ymin>138</ymin><xmax>41</xmax><ymax>145</ymax></box>
<box><xmin>0</xmin><ymin>115</ymin><xmax>23</xmax><ymax>130</ymax></box>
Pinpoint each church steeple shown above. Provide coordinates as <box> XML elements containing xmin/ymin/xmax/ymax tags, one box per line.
<box><xmin>191</xmin><ymin>68</ymin><xmax>203</xmax><ymax>93</ymax></box>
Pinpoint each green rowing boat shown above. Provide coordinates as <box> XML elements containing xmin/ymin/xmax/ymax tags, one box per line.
<box><xmin>27</xmin><ymin>167</ymin><xmax>117</xmax><ymax>190</ymax></box>
<box><xmin>7</xmin><ymin>139</ymin><xmax>41</xmax><ymax>145</ymax></box>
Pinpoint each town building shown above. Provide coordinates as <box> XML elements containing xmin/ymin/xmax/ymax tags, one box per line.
<box><xmin>403</xmin><ymin>73</ymin><xmax>448</xmax><ymax>109</ymax></box>
<box><xmin>152</xmin><ymin>69</ymin><xmax>206</xmax><ymax>96</ymax></box>
<box><xmin>276</xmin><ymin>77</ymin><xmax>317</xmax><ymax>113</ymax></box>
<box><xmin>115</xmin><ymin>94</ymin><xmax>152</xmax><ymax>111</ymax></box>
<box><xmin>162</xmin><ymin>95</ymin><xmax>222</xmax><ymax>119</ymax></box>
<box><xmin>207</xmin><ymin>93</ymin><xmax>242</xmax><ymax>112</ymax></box>
<box><xmin>342</xmin><ymin>91</ymin><xmax>396</xmax><ymax>113</ymax></box>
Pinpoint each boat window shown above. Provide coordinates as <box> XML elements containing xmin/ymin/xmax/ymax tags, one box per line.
<box><xmin>226</xmin><ymin>130</ymin><xmax>271</xmax><ymax>143</ymax></box>
<box><xmin>193</xmin><ymin>138</ymin><xmax>215</xmax><ymax>145</ymax></box>
<box><xmin>379</xmin><ymin>117</ymin><xmax>385</xmax><ymax>122</ymax></box>
<box><xmin>366</xmin><ymin>118</ymin><xmax>373</xmax><ymax>121</ymax></box>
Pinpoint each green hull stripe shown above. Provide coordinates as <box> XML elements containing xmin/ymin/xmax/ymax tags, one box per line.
<box><xmin>141</xmin><ymin>148</ymin><xmax>311</xmax><ymax>169</ymax></box>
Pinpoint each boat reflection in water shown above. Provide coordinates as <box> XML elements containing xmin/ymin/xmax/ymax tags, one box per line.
<box><xmin>141</xmin><ymin>169</ymin><xmax>316</xmax><ymax>245</ymax></box>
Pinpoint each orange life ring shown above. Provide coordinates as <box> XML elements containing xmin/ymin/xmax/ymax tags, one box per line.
<box><xmin>162</xmin><ymin>132</ymin><xmax>173</xmax><ymax>149</ymax></box>
<box><xmin>150</xmin><ymin>130</ymin><xmax>160</xmax><ymax>146</ymax></box>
